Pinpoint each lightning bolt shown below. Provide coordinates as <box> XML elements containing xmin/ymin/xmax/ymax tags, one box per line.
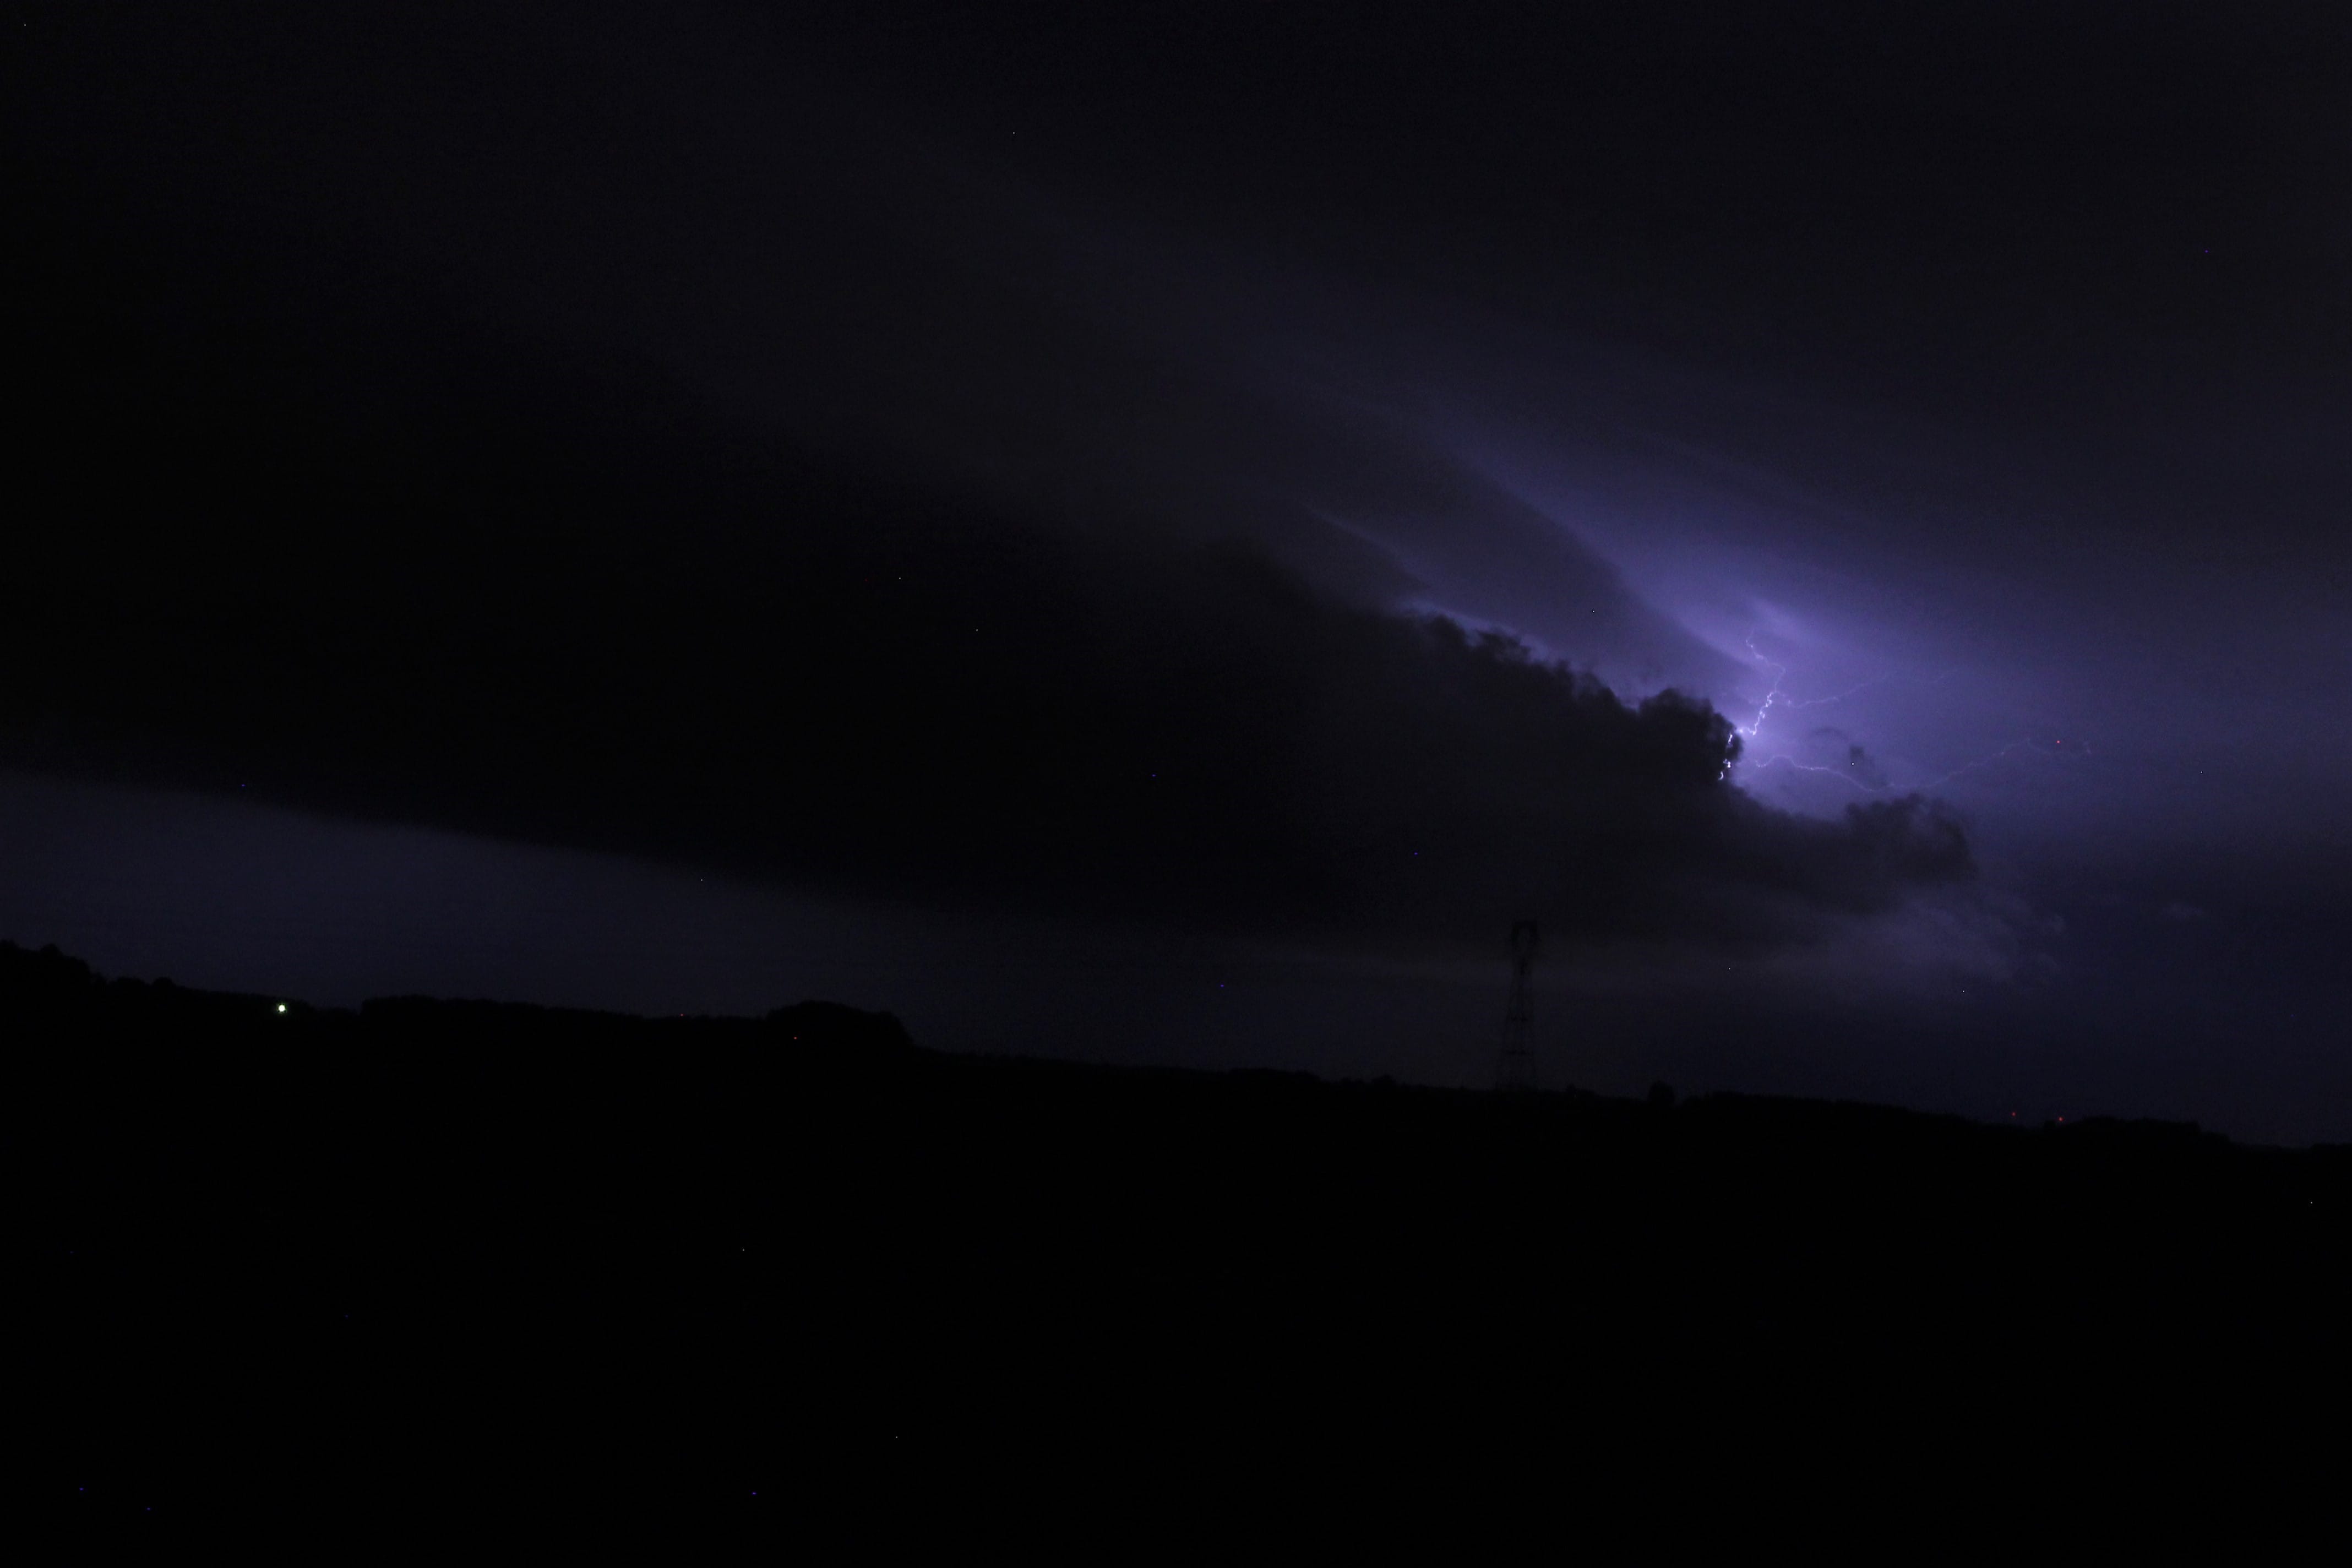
<box><xmin>1745</xmin><ymin>753</ymin><xmax>1890</xmax><ymax>791</ymax></box>
<box><xmin>1745</xmin><ymin>738</ymin><xmax>2090</xmax><ymax>796</ymax></box>
<box><xmin>1780</xmin><ymin>673</ymin><xmax>1894</xmax><ymax>716</ymax></box>
<box><xmin>1723</xmin><ymin>630</ymin><xmax>2089</xmax><ymax>796</ymax></box>
<box><xmin>1738</xmin><ymin>631</ymin><xmax>1787</xmax><ymax>736</ymax></box>
<box><xmin>1719</xmin><ymin>631</ymin><xmax>1790</xmax><ymax>780</ymax></box>
<box><xmin>1917</xmin><ymin>737</ymin><xmax>2093</xmax><ymax>791</ymax></box>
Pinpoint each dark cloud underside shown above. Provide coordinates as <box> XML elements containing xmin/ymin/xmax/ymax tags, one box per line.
<box><xmin>5</xmin><ymin>191</ymin><xmax>1967</xmax><ymax>946</ymax></box>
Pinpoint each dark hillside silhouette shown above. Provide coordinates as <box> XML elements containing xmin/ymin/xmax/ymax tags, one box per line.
<box><xmin>16</xmin><ymin>939</ymin><xmax>2350</xmax><ymax>1525</ymax></box>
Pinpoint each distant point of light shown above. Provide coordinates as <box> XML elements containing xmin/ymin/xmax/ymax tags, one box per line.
<box><xmin>275</xmin><ymin>1002</ymin><xmax>286</xmax><ymax>1013</ymax></box>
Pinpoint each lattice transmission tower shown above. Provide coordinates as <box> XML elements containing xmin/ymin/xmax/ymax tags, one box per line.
<box><xmin>1495</xmin><ymin>919</ymin><xmax>1540</xmax><ymax>1091</ymax></box>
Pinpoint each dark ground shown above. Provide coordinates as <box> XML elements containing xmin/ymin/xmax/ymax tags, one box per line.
<box><xmin>17</xmin><ymin>938</ymin><xmax>2348</xmax><ymax>1532</ymax></box>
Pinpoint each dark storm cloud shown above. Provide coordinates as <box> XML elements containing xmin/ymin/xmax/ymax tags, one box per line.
<box><xmin>2</xmin><ymin>207</ymin><xmax>1968</xmax><ymax>946</ymax></box>
<box><xmin>3</xmin><ymin>1</ymin><xmax>1983</xmax><ymax>952</ymax></box>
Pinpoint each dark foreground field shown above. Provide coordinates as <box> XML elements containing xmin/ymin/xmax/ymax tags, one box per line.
<box><xmin>15</xmin><ymin>939</ymin><xmax>2349</xmax><ymax>1529</ymax></box>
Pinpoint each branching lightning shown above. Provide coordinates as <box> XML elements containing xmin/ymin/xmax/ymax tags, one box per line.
<box><xmin>1719</xmin><ymin>631</ymin><xmax>1789</xmax><ymax>780</ymax></box>
<box><xmin>1736</xmin><ymin>631</ymin><xmax>1788</xmax><ymax>741</ymax></box>
<box><xmin>1723</xmin><ymin>629</ymin><xmax>2089</xmax><ymax>797</ymax></box>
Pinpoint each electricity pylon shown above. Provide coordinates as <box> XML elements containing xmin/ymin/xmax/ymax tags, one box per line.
<box><xmin>1496</xmin><ymin>919</ymin><xmax>1539</xmax><ymax>1091</ymax></box>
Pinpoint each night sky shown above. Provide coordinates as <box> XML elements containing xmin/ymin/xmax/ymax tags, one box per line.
<box><xmin>9</xmin><ymin>3</ymin><xmax>2352</xmax><ymax>1141</ymax></box>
